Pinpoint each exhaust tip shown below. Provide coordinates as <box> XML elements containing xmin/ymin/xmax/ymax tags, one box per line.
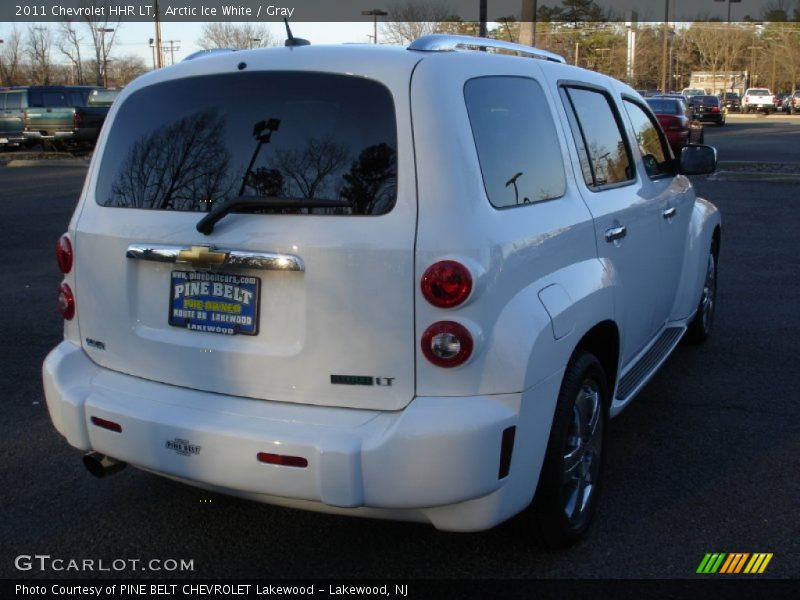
<box><xmin>83</xmin><ymin>451</ymin><xmax>127</xmax><ymax>478</ymax></box>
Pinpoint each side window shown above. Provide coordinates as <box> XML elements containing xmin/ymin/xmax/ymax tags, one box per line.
<box><xmin>561</xmin><ymin>86</ymin><xmax>634</xmax><ymax>189</ymax></box>
<box><xmin>465</xmin><ymin>76</ymin><xmax>566</xmax><ymax>208</ymax></box>
<box><xmin>28</xmin><ymin>90</ymin><xmax>43</xmax><ymax>107</ymax></box>
<box><xmin>0</xmin><ymin>93</ymin><xmax>6</xmax><ymax>110</ymax></box>
<box><xmin>622</xmin><ymin>100</ymin><xmax>674</xmax><ymax>178</ymax></box>
<box><xmin>6</xmin><ymin>93</ymin><xmax>22</xmax><ymax>110</ymax></box>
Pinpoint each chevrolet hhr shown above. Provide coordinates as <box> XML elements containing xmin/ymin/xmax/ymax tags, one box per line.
<box><xmin>44</xmin><ymin>35</ymin><xmax>720</xmax><ymax>547</ymax></box>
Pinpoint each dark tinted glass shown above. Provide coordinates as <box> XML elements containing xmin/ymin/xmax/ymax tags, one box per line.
<box><xmin>5</xmin><ymin>93</ymin><xmax>22</xmax><ymax>110</ymax></box>
<box><xmin>27</xmin><ymin>90</ymin><xmax>42</xmax><ymax>107</ymax></box>
<box><xmin>69</xmin><ymin>92</ymin><xmax>85</xmax><ymax>107</ymax></box>
<box><xmin>465</xmin><ymin>77</ymin><xmax>566</xmax><ymax>208</ymax></box>
<box><xmin>646</xmin><ymin>99</ymin><xmax>680</xmax><ymax>115</ymax></box>
<box><xmin>96</xmin><ymin>72</ymin><xmax>398</xmax><ymax>215</ymax></box>
<box><xmin>564</xmin><ymin>87</ymin><xmax>633</xmax><ymax>187</ymax></box>
<box><xmin>692</xmin><ymin>96</ymin><xmax>720</xmax><ymax>107</ymax></box>
<box><xmin>42</xmin><ymin>92</ymin><xmax>69</xmax><ymax>107</ymax></box>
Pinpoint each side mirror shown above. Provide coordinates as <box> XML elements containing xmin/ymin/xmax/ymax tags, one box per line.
<box><xmin>679</xmin><ymin>144</ymin><xmax>717</xmax><ymax>175</ymax></box>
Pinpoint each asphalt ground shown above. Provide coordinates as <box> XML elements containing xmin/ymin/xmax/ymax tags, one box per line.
<box><xmin>0</xmin><ymin>119</ymin><xmax>798</xmax><ymax>588</ymax></box>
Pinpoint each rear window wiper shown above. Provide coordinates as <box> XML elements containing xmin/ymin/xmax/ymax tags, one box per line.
<box><xmin>196</xmin><ymin>196</ymin><xmax>351</xmax><ymax>235</ymax></box>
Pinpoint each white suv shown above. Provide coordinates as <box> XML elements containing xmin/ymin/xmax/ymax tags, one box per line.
<box><xmin>44</xmin><ymin>35</ymin><xmax>720</xmax><ymax>547</ymax></box>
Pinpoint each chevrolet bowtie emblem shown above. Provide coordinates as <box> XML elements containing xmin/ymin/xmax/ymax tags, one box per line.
<box><xmin>177</xmin><ymin>245</ymin><xmax>228</xmax><ymax>267</ymax></box>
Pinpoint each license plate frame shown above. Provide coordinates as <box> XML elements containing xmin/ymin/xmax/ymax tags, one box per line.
<box><xmin>168</xmin><ymin>270</ymin><xmax>260</xmax><ymax>336</ymax></box>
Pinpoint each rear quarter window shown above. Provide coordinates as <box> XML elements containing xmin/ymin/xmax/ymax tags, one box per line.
<box><xmin>95</xmin><ymin>72</ymin><xmax>398</xmax><ymax>216</ymax></box>
<box><xmin>464</xmin><ymin>76</ymin><xmax>566</xmax><ymax>208</ymax></box>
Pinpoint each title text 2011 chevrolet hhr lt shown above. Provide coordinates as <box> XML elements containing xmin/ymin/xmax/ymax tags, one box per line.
<box><xmin>44</xmin><ymin>35</ymin><xmax>720</xmax><ymax>547</ymax></box>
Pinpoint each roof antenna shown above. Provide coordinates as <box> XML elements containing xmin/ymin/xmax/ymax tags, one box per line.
<box><xmin>284</xmin><ymin>19</ymin><xmax>310</xmax><ymax>47</ymax></box>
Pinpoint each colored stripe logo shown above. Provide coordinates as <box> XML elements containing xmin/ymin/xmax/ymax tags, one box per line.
<box><xmin>697</xmin><ymin>553</ymin><xmax>773</xmax><ymax>574</ymax></box>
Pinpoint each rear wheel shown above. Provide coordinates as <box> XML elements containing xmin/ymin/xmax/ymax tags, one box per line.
<box><xmin>528</xmin><ymin>352</ymin><xmax>609</xmax><ymax>548</ymax></box>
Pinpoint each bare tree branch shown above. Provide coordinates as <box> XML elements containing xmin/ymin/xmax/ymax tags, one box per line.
<box><xmin>196</xmin><ymin>23</ymin><xmax>276</xmax><ymax>50</ymax></box>
<box><xmin>380</xmin><ymin>1</ymin><xmax>451</xmax><ymax>45</ymax></box>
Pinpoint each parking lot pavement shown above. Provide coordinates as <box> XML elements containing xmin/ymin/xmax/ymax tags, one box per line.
<box><xmin>1</xmin><ymin>122</ymin><xmax>798</xmax><ymax>582</ymax></box>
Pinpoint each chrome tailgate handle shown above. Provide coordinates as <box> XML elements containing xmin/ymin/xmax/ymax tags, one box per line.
<box><xmin>126</xmin><ymin>244</ymin><xmax>305</xmax><ymax>272</ymax></box>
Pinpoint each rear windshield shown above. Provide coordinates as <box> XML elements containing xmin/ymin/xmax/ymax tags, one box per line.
<box><xmin>88</xmin><ymin>89</ymin><xmax>119</xmax><ymax>106</ymax></box>
<box><xmin>692</xmin><ymin>96</ymin><xmax>720</xmax><ymax>106</ymax></box>
<box><xmin>96</xmin><ymin>72</ymin><xmax>398</xmax><ymax>215</ymax></box>
<box><xmin>747</xmin><ymin>89</ymin><xmax>770</xmax><ymax>96</ymax></box>
<box><xmin>28</xmin><ymin>89</ymin><xmax>90</xmax><ymax>108</ymax></box>
<box><xmin>645</xmin><ymin>99</ymin><xmax>680</xmax><ymax>115</ymax></box>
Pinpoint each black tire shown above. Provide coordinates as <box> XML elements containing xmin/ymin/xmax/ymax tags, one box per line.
<box><xmin>685</xmin><ymin>240</ymin><xmax>718</xmax><ymax>345</ymax></box>
<box><xmin>527</xmin><ymin>351</ymin><xmax>609</xmax><ymax>549</ymax></box>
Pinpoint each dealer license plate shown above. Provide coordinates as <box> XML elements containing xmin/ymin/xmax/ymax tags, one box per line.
<box><xmin>169</xmin><ymin>271</ymin><xmax>260</xmax><ymax>335</ymax></box>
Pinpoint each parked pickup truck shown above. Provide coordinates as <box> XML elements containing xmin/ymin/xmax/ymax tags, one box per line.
<box><xmin>742</xmin><ymin>88</ymin><xmax>775</xmax><ymax>113</ymax></box>
<box><xmin>73</xmin><ymin>89</ymin><xmax>120</xmax><ymax>144</ymax></box>
<box><xmin>0</xmin><ymin>86</ymin><xmax>117</xmax><ymax>149</ymax></box>
<box><xmin>0</xmin><ymin>89</ymin><xmax>26</xmax><ymax>148</ymax></box>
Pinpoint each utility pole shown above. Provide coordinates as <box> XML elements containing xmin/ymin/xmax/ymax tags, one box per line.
<box><xmin>97</xmin><ymin>27</ymin><xmax>114</xmax><ymax>87</ymax></box>
<box><xmin>162</xmin><ymin>40</ymin><xmax>180</xmax><ymax>65</ymax></box>
<box><xmin>479</xmin><ymin>0</ymin><xmax>487</xmax><ymax>37</ymax></box>
<box><xmin>154</xmin><ymin>0</ymin><xmax>163</xmax><ymax>68</ymax></box>
<box><xmin>361</xmin><ymin>9</ymin><xmax>387</xmax><ymax>45</ymax></box>
<box><xmin>519</xmin><ymin>1</ymin><xmax>539</xmax><ymax>47</ymax></box>
<box><xmin>660</xmin><ymin>0</ymin><xmax>669</xmax><ymax>92</ymax></box>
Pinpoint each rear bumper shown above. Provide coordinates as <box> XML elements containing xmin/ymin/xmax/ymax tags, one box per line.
<box><xmin>23</xmin><ymin>130</ymin><xmax>75</xmax><ymax>142</ymax></box>
<box><xmin>43</xmin><ymin>341</ymin><xmax>522</xmax><ymax>530</ymax></box>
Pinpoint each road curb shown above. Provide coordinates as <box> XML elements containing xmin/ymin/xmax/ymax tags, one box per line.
<box><xmin>708</xmin><ymin>171</ymin><xmax>800</xmax><ymax>183</ymax></box>
<box><xmin>4</xmin><ymin>158</ymin><xmax>90</xmax><ymax>168</ymax></box>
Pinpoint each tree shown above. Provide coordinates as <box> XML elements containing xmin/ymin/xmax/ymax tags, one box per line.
<box><xmin>380</xmin><ymin>1</ymin><xmax>451</xmax><ymax>45</ymax></box>
<box><xmin>196</xmin><ymin>23</ymin><xmax>275</xmax><ymax>49</ymax></box>
<box><xmin>26</xmin><ymin>25</ymin><xmax>53</xmax><ymax>85</ymax></box>
<box><xmin>110</xmin><ymin>55</ymin><xmax>147</xmax><ymax>86</ymax></box>
<box><xmin>82</xmin><ymin>4</ymin><xmax>120</xmax><ymax>86</ymax></box>
<box><xmin>686</xmin><ymin>23</ymin><xmax>752</xmax><ymax>94</ymax></box>
<box><xmin>0</xmin><ymin>27</ymin><xmax>23</xmax><ymax>86</ymax></box>
<box><xmin>58</xmin><ymin>20</ymin><xmax>84</xmax><ymax>85</ymax></box>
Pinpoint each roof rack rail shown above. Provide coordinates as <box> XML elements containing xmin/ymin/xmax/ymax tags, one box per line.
<box><xmin>182</xmin><ymin>48</ymin><xmax>238</xmax><ymax>62</ymax></box>
<box><xmin>407</xmin><ymin>34</ymin><xmax>566</xmax><ymax>64</ymax></box>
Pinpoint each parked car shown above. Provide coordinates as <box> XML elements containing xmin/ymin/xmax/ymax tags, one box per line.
<box><xmin>43</xmin><ymin>34</ymin><xmax>720</xmax><ymax>548</ymax></box>
<box><xmin>645</xmin><ymin>96</ymin><xmax>704</xmax><ymax>153</ymax></box>
<box><xmin>73</xmin><ymin>89</ymin><xmax>120</xmax><ymax>145</ymax></box>
<box><xmin>0</xmin><ymin>89</ymin><xmax>26</xmax><ymax>148</ymax></box>
<box><xmin>720</xmin><ymin>92</ymin><xmax>741</xmax><ymax>112</ymax></box>
<box><xmin>0</xmin><ymin>85</ymin><xmax>116</xmax><ymax>149</ymax></box>
<box><xmin>688</xmin><ymin>95</ymin><xmax>726</xmax><ymax>126</ymax></box>
<box><xmin>781</xmin><ymin>90</ymin><xmax>800</xmax><ymax>114</ymax></box>
<box><xmin>742</xmin><ymin>88</ymin><xmax>775</xmax><ymax>113</ymax></box>
<box><xmin>681</xmin><ymin>87</ymin><xmax>706</xmax><ymax>99</ymax></box>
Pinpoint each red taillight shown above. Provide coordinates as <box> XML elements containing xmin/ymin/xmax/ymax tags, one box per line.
<box><xmin>421</xmin><ymin>261</ymin><xmax>472</xmax><ymax>308</ymax></box>
<box><xmin>710</xmin><ymin>106</ymin><xmax>720</xmax><ymax>113</ymax></box>
<box><xmin>90</xmin><ymin>416</ymin><xmax>122</xmax><ymax>433</ymax></box>
<box><xmin>57</xmin><ymin>282</ymin><xmax>75</xmax><ymax>320</ymax></box>
<box><xmin>257</xmin><ymin>452</ymin><xmax>308</xmax><ymax>468</ymax></box>
<box><xmin>421</xmin><ymin>321</ymin><xmax>474</xmax><ymax>368</ymax></box>
<box><xmin>73</xmin><ymin>111</ymin><xmax>81</xmax><ymax>128</ymax></box>
<box><xmin>56</xmin><ymin>234</ymin><xmax>73</xmax><ymax>274</ymax></box>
